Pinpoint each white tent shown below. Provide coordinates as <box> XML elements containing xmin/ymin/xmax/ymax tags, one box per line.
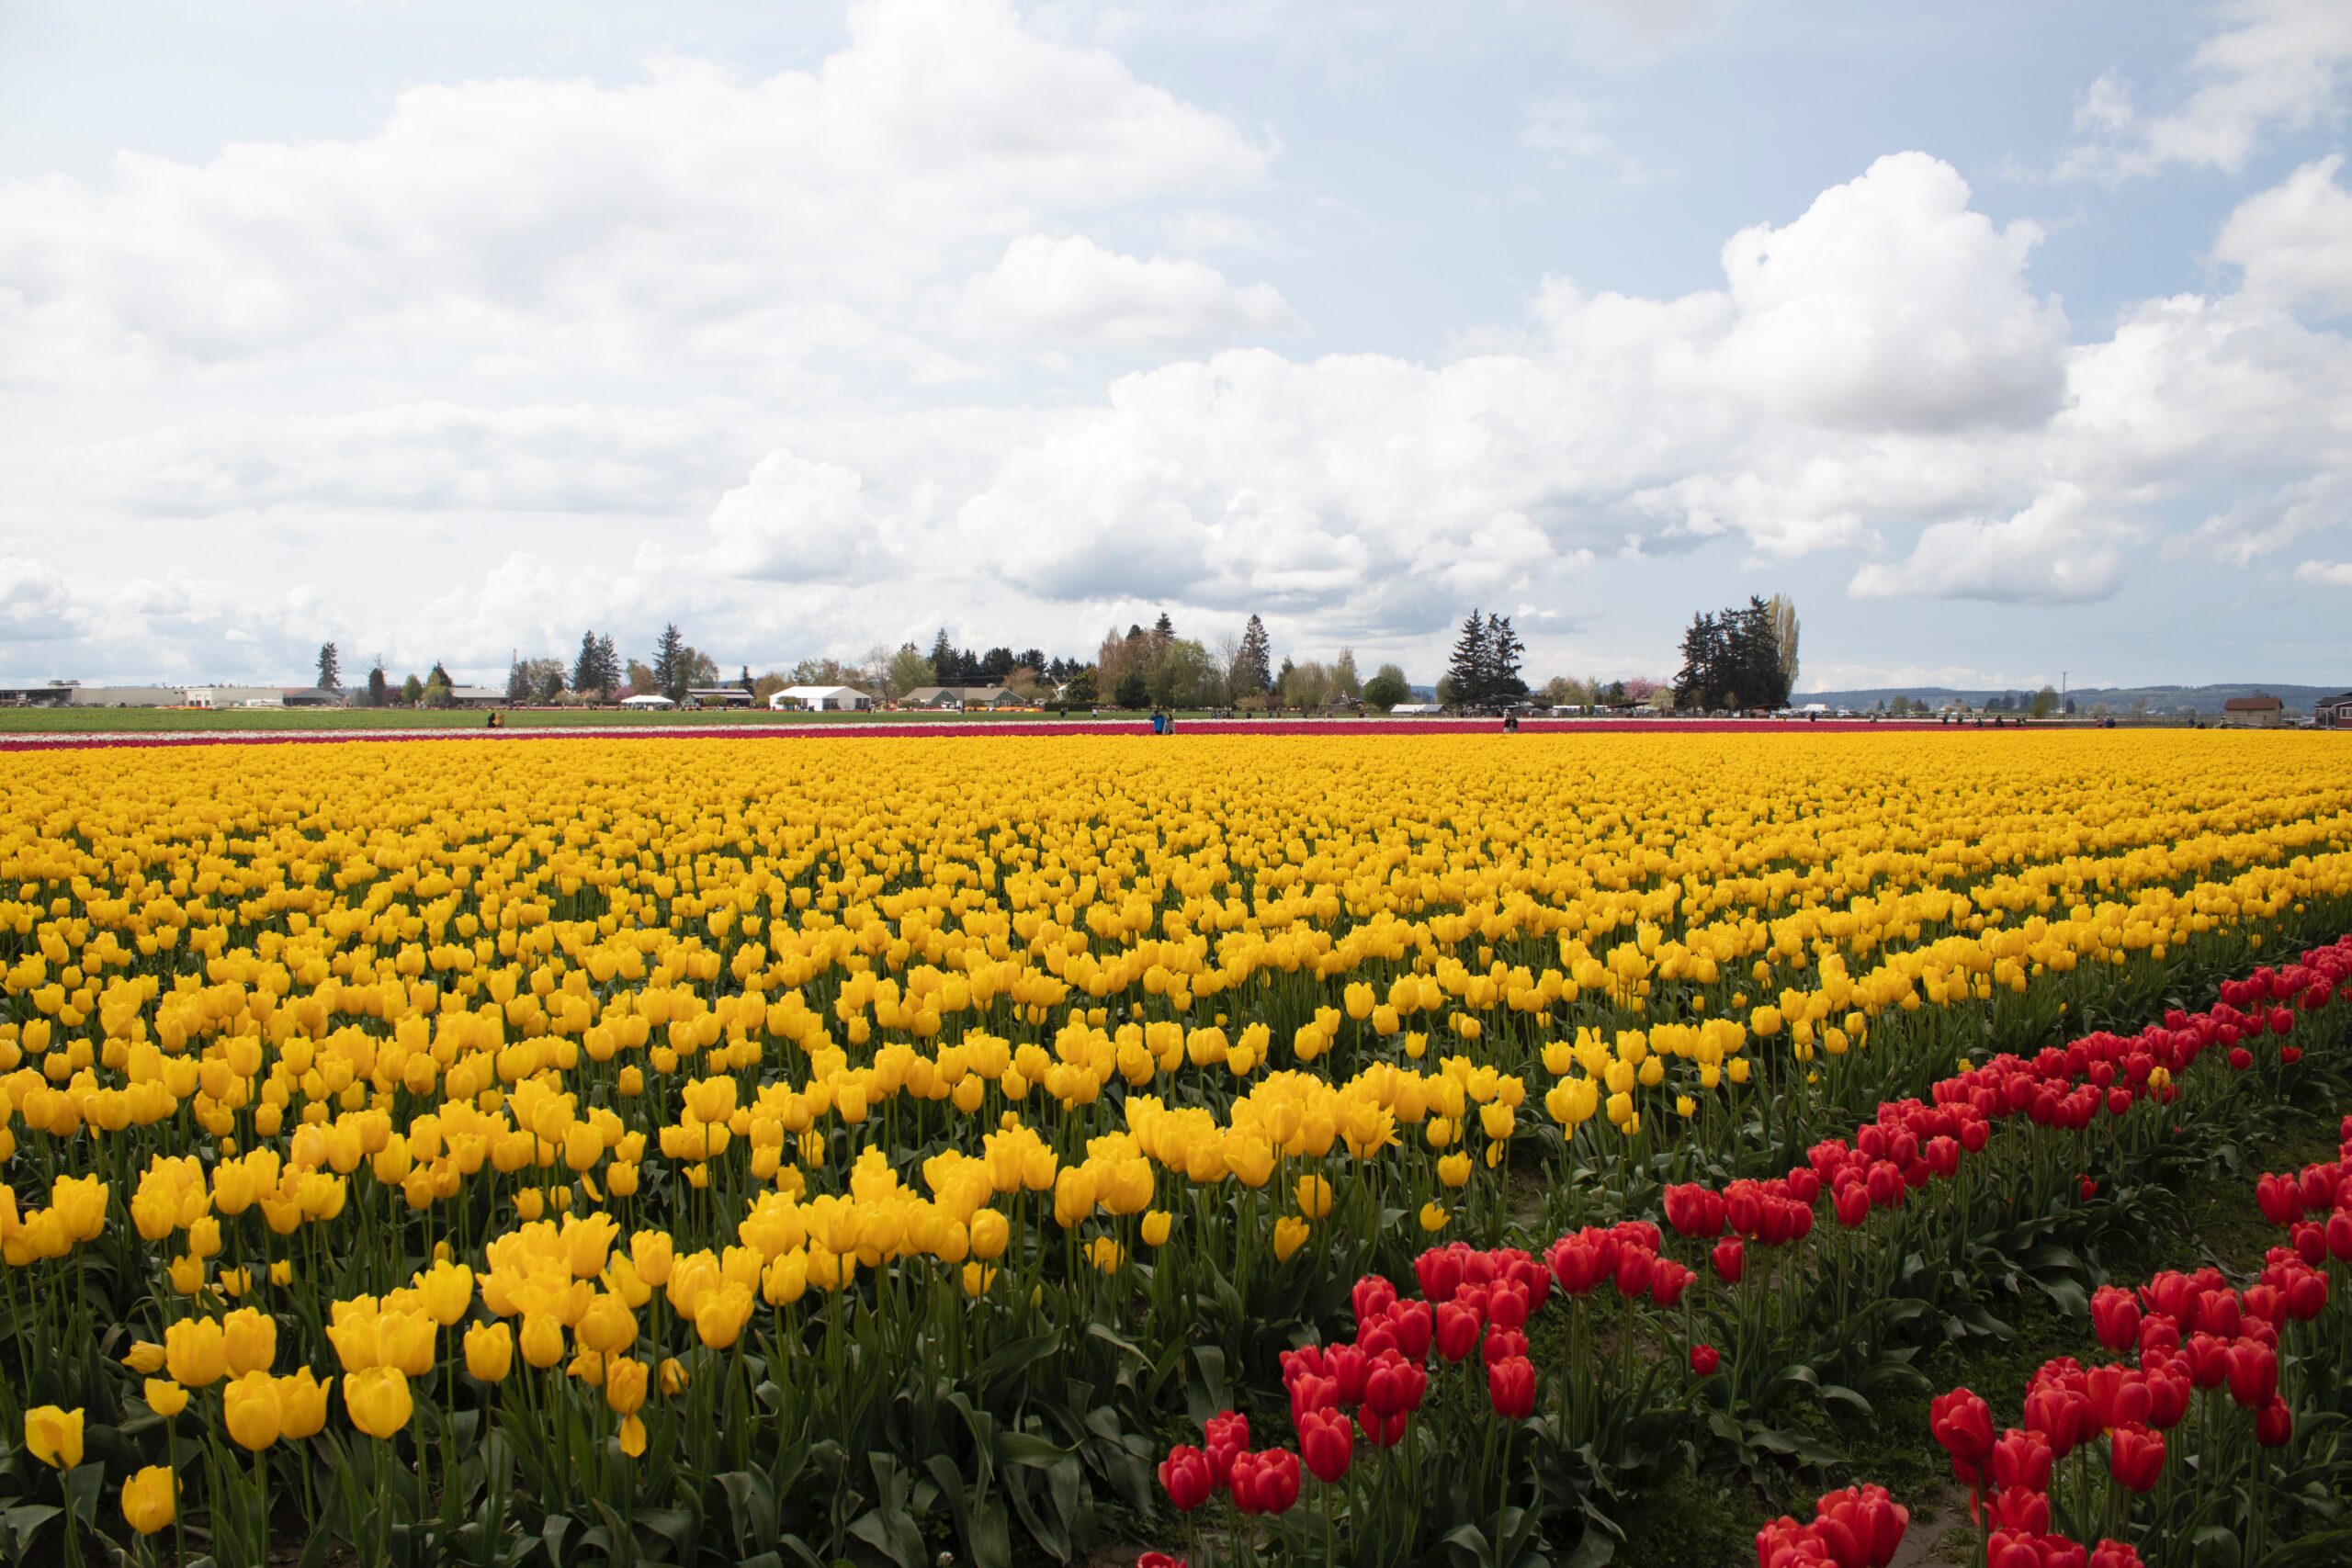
<box><xmin>769</xmin><ymin>685</ymin><xmax>875</xmax><ymax>712</ymax></box>
<box><xmin>620</xmin><ymin>694</ymin><xmax>676</xmax><ymax>709</ymax></box>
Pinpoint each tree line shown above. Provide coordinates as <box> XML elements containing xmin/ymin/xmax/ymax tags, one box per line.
<box><xmin>1671</xmin><ymin>593</ymin><xmax>1800</xmax><ymax>712</ymax></box>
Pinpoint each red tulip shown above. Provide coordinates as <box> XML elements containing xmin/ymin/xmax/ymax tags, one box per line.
<box><xmin>2328</xmin><ymin>1211</ymin><xmax>2352</xmax><ymax>1262</ymax></box>
<box><xmin>1984</xmin><ymin>1487</ymin><xmax>2048</xmax><ymax>1534</ymax></box>
<box><xmin>1158</xmin><ymin>1447</ymin><xmax>1212</xmax><ymax>1511</ymax></box>
<box><xmin>2090</xmin><ymin>1286</ymin><xmax>2140</xmax><ymax>1351</ymax></box>
<box><xmin>1665</xmin><ymin>1182</ymin><xmax>1725</xmax><ymax>1237</ymax></box>
<box><xmin>2183</xmin><ymin>1333</ymin><xmax>2230</xmax><ymax>1391</ymax></box>
<box><xmin>2256</xmin><ymin>1397</ymin><xmax>2293</xmax><ymax>1449</ymax></box>
<box><xmin>1482</xmin><ymin>1326</ymin><xmax>1529</xmax><ymax>1367</ymax></box>
<box><xmin>1929</xmin><ymin>1389</ymin><xmax>1995</xmax><ymax>1481</ymax></box>
<box><xmin>2023</xmin><ymin>1383</ymin><xmax>2088</xmax><ymax>1458</ymax></box>
<box><xmin>1433</xmin><ymin>1301</ymin><xmax>1481</xmax><ymax>1363</ymax></box>
<box><xmin>1713</xmin><ymin>1237</ymin><xmax>1746</xmax><ymax>1284</ymax></box>
<box><xmin>2257</xmin><ymin>1174</ymin><xmax>2301</xmax><ymax>1227</ymax></box>
<box><xmin>2284</xmin><ymin>1269</ymin><xmax>2328</xmax><ymax>1322</ymax></box>
<box><xmin>1690</xmin><ymin>1343</ymin><xmax>1720</xmax><ymax>1376</ymax></box>
<box><xmin>1488</xmin><ymin>1355</ymin><xmax>1536</xmax><ymax>1419</ymax></box>
<box><xmin>1352</xmin><ymin>1273</ymin><xmax>1397</xmax><ymax>1325</ymax></box>
<box><xmin>2108</xmin><ymin>1422</ymin><xmax>2165</xmax><ymax>1493</ymax></box>
<box><xmin>1362</xmin><ymin>1350</ymin><xmax>1427</xmax><ymax>1419</ymax></box>
<box><xmin>1336</xmin><ymin>1344</ymin><xmax>1374</xmax><ymax>1401</ymax></box>
<box><xmin>1613</xmin><ymin>1246</ymin><xmax>1655</xmax><ymax>1299</ymax></box>
<box><xmin>1990</xmin><ymin>1428</ymin><xmax>2052</xmax><ymax>1493</ymax></box>
<box><xmin>1925</xmin><ymin>1136</ymin><xmax>1960</xmax><ymax>1179</ymax></box>
<box><xmin>1487</xmin><ymin>1280</ymin><xmax>1530</xmax><ymax>1331</ymax></box>
<box><xmin>1288</xmin><ymin>1372</ymin><xmax>1339</xmax><ymax>1427</ymax></box>
<box><xmin>1649</xmin><ymin>1259</ymin><xmax>1693</xmax><ymax>1309</ymax></box>
<box><xmin>1204</xmin><ymin>1412</ymin><xmax>1249</xmax><ymax>1488</ymax></box>
<box><xmin>1229</xmin><ymin>1449</ymin><xmax>1299</xmax><ymax>1515</ymax></box>
<box><xmin>2089</xmin><ymin>1541</ymin><xmax>2144</xmax><ymax>1568</ymax></box>
<box><xmin>1834</xmin><ymin>1184</ymin><xmax>1871</xmax><ymax>1228</ymax></box>
<box><xmin>2225</xmin><ymin>1339</ymin><xmax>2278</xmax><ymax>1410</ymax></box>
<box><xmin>1138</xmin><ymin>1553</ymin><xmax>1187</xmax><ymax>1568</ymax></box>
<box><xmin>1814</xmin><ymin>1483</ymin><xmax>1907</xmax><ymax>1568</ymax></box>
<box><xmin>1298</xmin><ymin>1407</ymin><xmax>1352</xmax><ymax>1483</ymax></box>
<box><xmin>1358</xmin><ymin>1406</ymin><xmax>1408</xmax><ymax>1448</ymax></box>
<box><xmin>1414</xmin><ymin>1247</ymin><xmax>1464</xmax><ymax>1304</ymax></box>
<box><xmin>1385</xmin><ymin>1301</ymin><xmax>1433</xmax><ymax>1362</ymax></box>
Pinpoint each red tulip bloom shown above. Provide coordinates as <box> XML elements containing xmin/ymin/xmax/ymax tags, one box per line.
<box><xmin>2225</xmin><ymin>1340</ymin><xmax>2278</xmax><ymax>1410</ymax></box>
<box><xmin>1487</xmin><ymin>1280</ymin><xmax>1530</xmax><ymax>1332</ymax></box>
<box><xmin>1137</xmin><ymin>1553</ymin><xmax>1187</xmax><ymax>1568</ymax></box>
<box><xmin>1298</xmin><ymin>1407</ymin><xmax>1352</xmax><ymax>1483</ymax></box>
<box><xmin>1414</xmin><ymin>1247</ymin><xmax>1464</xmax><ymax>1304</ymax></box>
<box><xmin>1204</xmin><ymin>1416</ymin><xmax>1250</xmax><ymax>1496</ymax></box>
<box><xmin>2329</xmin><ymin>1211</ymin><xmax>2352</xmax><ymax>1262</ymax></box>
<box><xmin>1324</xmin><ymin>1344</ymin><xmax>1368</xmax><ymax>1404</ymax></box>
<box><xmin>1483</xmin><ymin>1326</ymin><xmax>1529</xmax><ymax>1366</ymax></box>
<box><xmin>2089</xmin><ymin>1286</ymin><xmax>2140</xmax><ymax>1352</ymax></box>
<box><xmin>1990</xmin><ymin>1428</ymin><xmax>2052</xmax><ymax>1494</ymax></box>
<box><xmin>1358</xmin><ymin>1406</ymin><xmax>1409</xmax><ymax>1448</ymax></box>
<box><xmin>2089</xmin><ymin>1541</ymin><xmax>2145</xmax><ymax>1568</ymax></box>
<box><xmin>1289</xmin><ymin>1373</ymin><xmax>1340</xmax><ymax>1427</ymax></box>
<box><xmin>2256</xmin><ymin>1174</ymin><xmax>2301</xmax><ymax>1227</ymax></box>
<box><xmin>1158</xmin><ymin>1446</ymin><xmax>1212</xmax><ymax>1511</ymax></box>
<box><xmin>1229</xmin><ymin>1450</ymin><xmax>1300</xmax><ymax>1515</ymax></box>
<box><xmin>1713</xmin><ymin>1237</ymin><xmax>1746</xmax><ymax>1284</ymax></box>
<box><xmin>2109</xmin><ymin>1422</ymin><xmax>2165</xmax><ymax>1493</ymax></box>
<box><xmin>1834</xmin><ymin>1184</ymin><xmax>1871</xmax><ymax>1228</ymax></box>
<box><xmin>2284</xmin><ymin>1269</ymin><xmax>2328</xmax><ymax>1322</ymax></box>
<box><xmin>2256</xmin><ymin>1397</ymin><xmax>2293</xmax><ymax>1449</ymax></box>
<box><xmin>2183</xmin><ymin>1333</ymin><xmax>2230</xmax><ymax>1391</ymax></box>
<box><xmin>1929</xmin><ymin>1389</ymin><xmax>1995</xmax><ymax>1482</ymax></box>
<box><xmin>1362</xmin><ymin>1349</ymin><xmax>1428</xmax><ymax>1419</ymax></box>
<box><xmin>1984</xmin><ymin>1487</ymin><xmax>2049</xmax><ymax>1535</ymax></box>
<box><xmin>1352</xmin><ymin>1273</ymin><xmax>1398</xmax><ymax>1325</ymax></box>
<box><xmin>1613</xmin><ymin>1246</ymin><xmax>1655</xmax><ymax>1299</ymax></box>
<box><xmin>1488</xmin><ymin>1355</ymin><xmax>1536</xmax><ymax>1419</ymax></box>
<box><xmin>1434</xmin><ymin>1301</ymin><xmax>1481</xmax><ymax>1363</ymax></box>
<box><xmin>1385</xmin><ymin>1301</ymin><xmax>1433</xmax><ymax>1362</ymax></box>
<box><xmin>1690</xmin><ymin>1343</ymin><xmax>1720</xmax><ymax>1376</ymax></box>
<box><xmin>1814</xmin><ymin>1484</ymin><xmax>1908</xmax><ymax>1568</ymax></box>
<box><xmin>1650</xmin><ymin>1259</ymin><xmax>1693</xmax><ymax>1309</ymax></box>
<box><xmin>2023</xmin><ymin>1384</ymin><xmax>2088</xmax><ymax>1458</ymax></box>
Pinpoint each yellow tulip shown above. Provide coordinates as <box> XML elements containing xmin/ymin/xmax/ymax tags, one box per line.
<box><xmin>24</xmin><ymin>1405</ymin><xmax>82</xmax><ymax>1470</ymax></box>
<box><xmin>279</xmin><ymin>1369</ymin><xmax>332</xmax><ymax>1440</ymax></box>
<box><xmin>223</xmin><ymin>1307</ymin><xmax>277</xmax><ymax>1377</ymax></box>
<box><xmin>466</xmin><ymin>1322</ymin><xmax>514</xmax><ymax>1382</ymax></box>
<box><xmin>343</xmin><ymin>1368</ymin><xmax>413</xmax><ymax>1439</ymax></box>
<box><xmin>164</xmin><ymin>1317</ymin><xmax>227</xmax><ymax>1388</ymax></box>
<box><xmin>1272</xmin><ymin>1216</ymin><xmax>1310</xmax><ymax>1262</ymax></box>
<box><xmin>121</xmin><ymin>1465</ymin><xmax>176</xmax><ymax>1536</ymax></box>
<box><xmin>145</xmin><ymin>1378</ymin><xmax>191</xmax><ymax>1417</ymax></box>
<box><xmin>223</xmin><ymin>1371</ymin><xmax>282</xmax><ymax>1450</ymax></box>
<box><xmin>1140</xmin><ymin>1210</ymin><xmax>1172</xmax><ymax>1247</ymax></box>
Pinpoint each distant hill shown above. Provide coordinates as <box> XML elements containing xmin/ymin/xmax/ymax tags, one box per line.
<box><xmin>1792</xmin><ymin>682</ymin><xmax>2343</xmax><ymax>715</ymax></box>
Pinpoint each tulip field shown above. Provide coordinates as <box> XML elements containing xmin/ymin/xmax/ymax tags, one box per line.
<box><xmin>4</xmin><ymin>729</ymin><xmax>2352</xmax><ymax>1568</ymax></box>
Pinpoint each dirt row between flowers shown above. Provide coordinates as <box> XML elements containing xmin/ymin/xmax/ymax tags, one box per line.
<box><xmin>0</xmin><ymin>717</ymin><xmax>1977</xmax><ymax>752</ymax></box>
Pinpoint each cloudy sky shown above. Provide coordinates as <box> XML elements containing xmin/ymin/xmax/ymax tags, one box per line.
<box><xmin>4</xmin><ymin>0</ymin><xmax>2350</xmax><ymax>692</ymax></box>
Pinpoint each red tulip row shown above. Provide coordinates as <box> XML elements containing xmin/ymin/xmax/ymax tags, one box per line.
<box><xmin>1918</xmin><ymin>1104</ymin><xmax>2350</xmax><ymax>1567</ymax></box>
<box><xmin>1668</xmin><ymin>939</ymin><xmax>2352</xmax><ymax>1266</ymax></box>
<box><xmin>1136</xmin><ymin>936</ymin><xmax>2352</xmax><ymax>1568</ymax></box>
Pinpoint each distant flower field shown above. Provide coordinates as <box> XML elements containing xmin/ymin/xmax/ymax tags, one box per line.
<box><xmin>2</xmin><ymin>731</ymin><xmax>2349</xmax><ymax>1567</ymax></box>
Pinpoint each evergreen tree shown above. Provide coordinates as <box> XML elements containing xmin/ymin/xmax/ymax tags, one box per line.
<box><xmin>929</xmin><ymin>629</ymin><xmax>957</xmax><ymax>684</ymax></box>
<box><xmin>315</xmin><ymin>642</ymin><xmax>343</xmax><ymax>693</ymax></box>
<box><xmin>1114</xmin><ymin>669</ymin><xmax>1148</xmax><ymax>709</ymax></box>
<box><xmin>427</xmin><ymin>660</ymin><xmax>452</xmax><ymax>688</ymax></box>
<box><xmin>572</xmin><ymin>632</ymin><xmax>603</xmax><ymax>697</ymax></box>
<box><xmin>506</xmin><ymin>655</ymin><xmax>530</xmax><ymax>703</ymax></box>
<box><xmin>1233</xmin><ymin>615</ymin><xmax>1272</xmax><ymax>697</ymax></box>
<box><xmin>1444</xmin><ymin>610</ymin><xmax>1489</xmax><ymax>709</ymax></box>
<box><xmin>365</xmin><ymin>660</ymin><xmax>389</xmax><ymax>708</ymax></box>
<box><xmin>653</xmin><ymin>625</ymin><xmax>688</xmax><ymax>703</ymax></box>
<box><xmin>1484</xmin><ymin>614</ymin><xmax>1527</xmax><ymax>702</ymax></box>
<box><xmin>595</xmin><ymin>635</ymin><xmax>618</xmax><ymax>695</ymax></box>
